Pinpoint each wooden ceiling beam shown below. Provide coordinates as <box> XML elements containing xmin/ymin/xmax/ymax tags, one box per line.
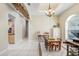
<box><xmin>12</xmin><ymin>3</ymin><xmax>30</xmax><ymax>19</ymax></box>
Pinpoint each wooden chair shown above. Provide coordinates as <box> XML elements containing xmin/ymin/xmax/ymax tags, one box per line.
<box><xmin>50</xmin><ymin>42</ymin><xmax>54</xmax><ymax>50</ymax></box>
<box><xmin>53</xmin><ymin>42</ymin><xmax>59</xmax><ymax>51</ymax></box>
<box><xmin>44</xmin><ymin>38</ymin><xmax>48</xmax><ymax>50</ymax></box>
<box><xmin>44</xmin><ymin>36</ymin><xmax>54</xmax><ymax>51</ymax></box>
<box><xmin>53</xmin><ymin>40</ymin><xmax>61</xmax><ymax>51</ymax></box>
<box><xmin>48</xmin><ymin>41</ymin><xmax>54</xmax><ymax>51</ymax></box>
<box><xmin>43</xmin><ymin>34</ymin><xmax>53</xmax><ymax>51</ymax></box>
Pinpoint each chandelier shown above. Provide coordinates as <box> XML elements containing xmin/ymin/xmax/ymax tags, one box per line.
<box><xmin>45</xmin><ymin>3</ymin><xmax>54</xmax><ymax>17</ymax></box>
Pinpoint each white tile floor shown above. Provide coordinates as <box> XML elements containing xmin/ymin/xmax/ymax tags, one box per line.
<box><xmin>0</xmin><ymin>39</ymin><xmax>67</xmax><ymax>56</ymax></box>
<box><xmin>0</xmin><ymin>39</ymin><xmax>39</xmax><ymax>56</ymax></box>
<box><xmin>40</xmin><ymin>42</ymin><xmax>67</xmax><ymax>56</ymax></box>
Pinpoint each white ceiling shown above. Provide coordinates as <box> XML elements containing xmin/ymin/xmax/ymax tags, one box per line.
<box><xmin>54</xmin><ymin>3</ymin><xmax>75</xmax><ymax>15</ymax></box>
<box><xmin>25</xmin><ymin>3</ymin><xmax>75</xmax><ymax>16</ymax></box>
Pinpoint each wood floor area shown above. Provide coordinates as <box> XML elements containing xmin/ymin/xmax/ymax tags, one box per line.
<box><xmin>0</xmin><ymin>39</ymin><xmax>67</xmax><ymax>56</ymax></box>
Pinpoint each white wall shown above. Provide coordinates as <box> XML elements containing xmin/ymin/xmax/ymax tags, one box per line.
<box><xmin>0</xmin><ymin>4</ymin><xmax>26</xmax><ymax>52</ymax></box>
<box><xmin>14</xmin><ymin>14</ymin><xmax>26</xmax><ymax>43</ymax></box>
<box><xmin>29</xmin><ymin>15</ymin><xmax>56</xmax><ymax>40</ymax></box>
<box><xmin>0</xmin><ymin>4</ymin><xmax>8</xmax><ymax>52</ymax></box>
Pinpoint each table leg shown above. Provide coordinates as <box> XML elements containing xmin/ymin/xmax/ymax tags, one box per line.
<box><xmin>58</xmin><ymin>42</ymin><xmax>61</xmax><ymax>50</ymax></box>
<box><xmin>78</xmin><ymin>47</ymin><xmax>79</xmax><ymax>55</ymax></box>
<box><xmin>52</xmin><ymin>45</ymin><xmax>54</xmax><ymax>51</ymax></box>
<box><xmin>67</xmin><ymin>44</ymin><xmax>69</xmax><ymax>56</ymax></box>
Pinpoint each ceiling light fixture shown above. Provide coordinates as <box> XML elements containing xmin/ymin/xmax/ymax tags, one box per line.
<box><xmin>45</xmin><ymin>3</ymin><xmax>55</xmax><ymax>17</ymax></box>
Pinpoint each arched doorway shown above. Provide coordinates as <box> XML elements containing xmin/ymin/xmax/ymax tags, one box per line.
<box><xmin>65</xmin><ymin>14</ymin><xmax>79</xmax><ymax>40</ymax></box>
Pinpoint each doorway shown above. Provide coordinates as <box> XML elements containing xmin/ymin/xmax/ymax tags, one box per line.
<box><xmin>8</xmin><ymin>14</ymin><xmax>15</xmax><ymax>44</ymax></box>
<box><xmin>65</xmin><ymin>14</ymin><xmax>79</xmax><ymax>40</ymax></box>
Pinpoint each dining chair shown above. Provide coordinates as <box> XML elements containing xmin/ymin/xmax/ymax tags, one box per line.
<box><xmin>53</xmin><ymin>40</ymin><xmax>61</xmax><ymax>51</ymax></box>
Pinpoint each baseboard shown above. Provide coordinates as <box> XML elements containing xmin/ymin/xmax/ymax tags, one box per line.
<box><xmin>0</xmin><ymin>48</ymin><xmax>8</xmax><ymax>55</ymax></box>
